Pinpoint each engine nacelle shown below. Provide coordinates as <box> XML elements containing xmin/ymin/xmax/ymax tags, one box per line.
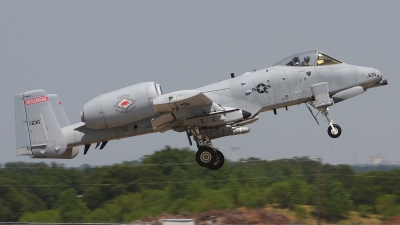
<box><xmin>82</xmin><ymin>82</ymin><xmax>163</xmax><ymax>129</ymax></box>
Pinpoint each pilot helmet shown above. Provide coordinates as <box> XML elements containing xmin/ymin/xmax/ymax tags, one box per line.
<box><xmin>304</xmin><ymin>55</ymin><xmax>310</xmax><ymax>62</ymax></box>
<box><xmin>293</xmin><ymin>56</ymin><xmax>300</xmax><ymax>63</ymax></box>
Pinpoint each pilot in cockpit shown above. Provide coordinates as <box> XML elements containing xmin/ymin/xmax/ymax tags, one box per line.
<box><xmin>286</xmin><ymin>56</ymin><xmax>300</xmax><ymax>66</ymax></box>
<box><xmin>301</xmin><ymin>56</ymin><xmax>310</xmax><ymax>66</ymax></box>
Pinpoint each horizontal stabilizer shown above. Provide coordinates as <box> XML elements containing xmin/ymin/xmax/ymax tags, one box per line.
<box><xmin>31</xmin><ymin>147</ymin><xmax>79</xmax><ymax>159</ymax></box>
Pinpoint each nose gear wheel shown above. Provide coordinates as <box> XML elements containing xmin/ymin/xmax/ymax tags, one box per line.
<box><xmin>327</xmin><ymin>124</ymin><xmax>342</xmax><ymax>138</ymax></box>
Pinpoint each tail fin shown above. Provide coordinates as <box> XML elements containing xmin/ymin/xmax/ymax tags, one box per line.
<box><xmin>14</xmin><ymin>90</ymin><xmax>78</xmax><ymax>159</ymax></box>
<box><xmin>48</xmin><ymin>94</ymin><xmax>70</xmax><ymax>128</ymax></box>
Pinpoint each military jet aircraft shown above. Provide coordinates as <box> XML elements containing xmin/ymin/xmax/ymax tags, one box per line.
<box><xmin>14</xmin><ymin>50</ymin><xmax>387</xmax><ymax>170</ymax></box>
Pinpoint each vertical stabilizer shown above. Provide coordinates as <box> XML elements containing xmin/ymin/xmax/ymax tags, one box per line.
<box><xmin>47</xmin><ymin>94</ymin><xmax>79</xmax><ymax>159</ymax></box>
<box><xmin>48</xmin><ymin>94</ymin><xmax>70</xmax><ymax>128</ymax></box>
<box><xmin>14</xmin><ymin>90</ymin><xmax>67</xmax><ymax>158</ymax></box>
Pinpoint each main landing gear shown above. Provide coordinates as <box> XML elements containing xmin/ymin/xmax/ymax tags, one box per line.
<box><xmin>188</xmin><ymin>126</ymin><xmax>225</xmax><ymax>170</ymax></box>
<box><xmin>196</xmin><ymin>147</ymin><xmax>225</xmax><ymax>170</ymax></box>
<box><xmin>306</xmin><ymin>103</ymin><xmax>342</xmax><ymax>138</ymax></box>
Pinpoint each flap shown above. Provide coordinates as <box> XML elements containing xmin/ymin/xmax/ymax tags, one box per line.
<box><xmin>186</xmin><ymin>108</ymin><xmax>239</xmax><ymax>120</ymax></box>
<box><xmin>151</xmin><ymin>112</ymin><xmax>176</xmax><ymax>130</ymax></box>
<box><xmin>153</xmin><ymin>90</ymin><xmax>214</xmax><ymax>112</ymax></box>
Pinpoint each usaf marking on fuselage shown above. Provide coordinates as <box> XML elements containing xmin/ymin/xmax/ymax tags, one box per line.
<box><xmin>14</xmin><ymin>50</ymin><xmax>388</xmax><ymax>170</ymax></box>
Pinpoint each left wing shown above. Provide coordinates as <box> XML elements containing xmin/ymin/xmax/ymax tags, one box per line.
<box><xmin>151</xmin><ymin>90</ymin><xmax>246</xmax><ymax>130</ymax></box>
<box><xmin>153</xmin><ymin>90</ymin><xmax>215</xmax><ymax>112</ymax></box>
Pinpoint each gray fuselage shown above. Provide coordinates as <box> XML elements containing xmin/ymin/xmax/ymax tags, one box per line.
<box><xmin>61</xmin><ymin>62</ymin><xmax>382</xmax><ymax>148</ymax></box>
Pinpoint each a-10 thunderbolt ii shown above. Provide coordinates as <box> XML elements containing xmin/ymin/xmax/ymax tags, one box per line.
<box><xmin>14</xmin><ymin>50</ymin><xmax>387</xmax><ymax>170</ymax></box>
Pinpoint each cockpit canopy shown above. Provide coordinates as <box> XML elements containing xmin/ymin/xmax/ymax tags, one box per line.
<box><xmin>273</xmin><ymin>50</ymin><xmax>342</xmax><ymax>67</ymax></box>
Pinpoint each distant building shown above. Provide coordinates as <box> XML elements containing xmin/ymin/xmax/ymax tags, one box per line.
<box><xmin>163</xmin><ymin>219</ymin><xmax>195</xmax><ymax>225</ymax></box>
<box><xmin>370</xmin><ymin>154</ymin><xmax>400</xmax><ymax>165</ymax></box>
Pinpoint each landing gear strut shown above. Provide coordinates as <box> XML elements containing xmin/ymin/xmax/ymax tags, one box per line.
<box><xmin>320</xmin><ymin>107</ymin><xmax>342</xmax><ymax>138</ymax></box>
<box><xmin>306</xmin><ymin>103</ymin><xmax>342</xmax><ymax>138</ymax></box>
<box><xmin>188</xmin><ymin>126</ymin><xmax>225</xmax><ymax>170</ymax></box>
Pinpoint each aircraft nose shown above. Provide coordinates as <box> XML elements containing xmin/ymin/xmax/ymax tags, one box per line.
<box><xmin>372</xmin><ymin>69</ymin><xmax>383</xmax><ymax>83</ymax></box>
<box><xmin>359</xmin><ymin>67</ymin><xmax>382</xmax><ymax>88</ymax></box>
<box><xmin>374</xmin><ymin>69</ymin><xmax>388</xmax><ymax>87</ymax></box>
<box><xmin>374</xmin><ymin>69</ymin><xmax>382</xmax><ymax>79</ymax></box>
<box><xmin>363</xmin><ymin>68</ymin><xmax>388</xmax><ymax>89</ymax></box>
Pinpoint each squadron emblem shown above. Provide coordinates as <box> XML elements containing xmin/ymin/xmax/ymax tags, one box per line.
<box><xmin>114</xmin><ymin>96</ymin><xmax>136</xmax><ymax>113</ymax></box>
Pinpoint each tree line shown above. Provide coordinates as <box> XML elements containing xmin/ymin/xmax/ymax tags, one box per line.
<box><xmin>1</xmin><ymin>146</ymin><xmax>400</xmax><ymax>222</ymax></box>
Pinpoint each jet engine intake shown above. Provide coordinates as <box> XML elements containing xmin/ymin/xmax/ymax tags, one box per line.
<box><xmin>82</xmin><ymin>82</ymin><xmax>163</xmax><ymax>129</ymax></box>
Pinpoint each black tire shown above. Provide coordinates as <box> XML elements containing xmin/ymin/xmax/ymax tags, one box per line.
<box><xmin>196</xmin><ymin>147</ymin><xmax>216</xmax><ymax>167</ymax></box>
<box><xmin>327</xmin><ymin>124</ymin><xmax>342</xmax><ymax>138</ymax></box>
<box><xmin>208</xmin><ymin>150</ymin><xmax>225</xmax><ymax>170</ymax></box>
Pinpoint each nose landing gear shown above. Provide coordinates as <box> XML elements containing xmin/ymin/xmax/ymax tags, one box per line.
<box><xmin>320</xmin><ymin>107</ymin><xmax>342</xmax><ymax>138</ymax></box>
<box><xmin>306</xmin><ymin>103</ymin><xmax>342</xmax><ymax>138</ymax></box>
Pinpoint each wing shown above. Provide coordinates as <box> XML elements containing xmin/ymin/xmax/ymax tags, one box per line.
<box><xmin>153</xmin><ymin>90</ymin><xmax>214</xmax><ymax>112</ymax></box>
<box><xmin>151</xmin><ymin>90</ymin><xmax>247</xmax><ymax>131</ymax></box>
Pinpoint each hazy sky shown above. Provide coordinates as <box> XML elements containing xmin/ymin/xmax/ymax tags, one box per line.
<box><xmin>1</xmin><ymin>1</ymin><xmax>398</xmax><ymax>167</ymax></box>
